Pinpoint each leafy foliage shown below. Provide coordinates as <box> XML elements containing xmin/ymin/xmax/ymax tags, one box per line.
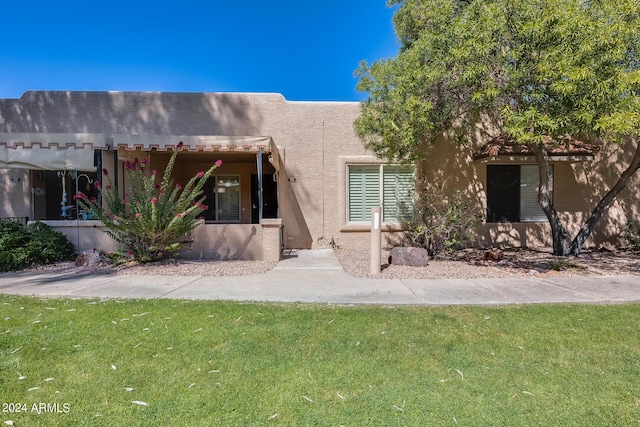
<box><xmin>358</xmin><ymin>0</ymin><xmax>640</xmax><ymax>157</ymax></box>
<box><xmin>77</xmin><ymin>142</ymin><xmax>222</xmax><ymax>263</ymax></box>
<box><xmin>0</xmin><ymin>220</ymin><xmax>74</xmax><ymax>272</ymax></box>
<box><xmin>402</xmin><ymin>181</ymin><xmax>484</xmax><ymax>257</ymax></box>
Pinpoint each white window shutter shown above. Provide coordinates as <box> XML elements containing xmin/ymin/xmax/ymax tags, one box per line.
<box><xmin>382</xmin><ymin>165</ymin><xmax>414</xmax><ymax>222</ymax></box>
<box><xmin>348</xmin><ymin>166</ymin><xmax>380</xmax><ymax>222</ymax></box>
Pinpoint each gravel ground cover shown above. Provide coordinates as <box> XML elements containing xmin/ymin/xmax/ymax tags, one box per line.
<box><xmin>24</xmin><ymin>257</ymin><xmax>278</xmax><ymax>276</ymax></box>
<box><xmin>20</xmin><ymin>247</ymin><xmax>640</xmax><ymax>279</ymax></box>
<box><xmin>336</xmin><ymin>247</ymin><xmax>640</xmax><ymax>279</ymax></box>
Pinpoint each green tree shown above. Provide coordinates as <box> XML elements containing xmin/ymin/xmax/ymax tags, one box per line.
<box><xmin>77</xmin><ymin>141</ymin><xmax>222</xmax><ymax>263</ymax></box>
<box><xmin>356</xmin><ymin>0</ymin><xmax>640</xmax><ymax>256</ymax></box>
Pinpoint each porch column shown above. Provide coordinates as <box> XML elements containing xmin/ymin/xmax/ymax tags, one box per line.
<box><xmin>257</xmin><ymin>148</ymin><xmax>263</xmax><ymax>221</ymax></box>
<box><xmin>261</xmin><ymin>218</ymin><xmax>282</xmax><ymax>262</ymax></box>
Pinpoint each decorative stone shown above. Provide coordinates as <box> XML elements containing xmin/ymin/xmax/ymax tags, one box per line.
<box><xmin>75</xmin><ymin>250</ymin><xmax>107</xmax><ymax>267</ymax></box>
<box><xmin>388</xmin><ymin>247</ymin><xmax>429</xmax><ymax>267</ymax></box>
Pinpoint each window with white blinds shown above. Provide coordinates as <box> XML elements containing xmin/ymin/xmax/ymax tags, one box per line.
<box><xmin>348</xmin><ymin>165</ymin><xmax>414</xmax><ymax>223</ymax></box>
<box><xmin>519</xmin><ymin>165</ymin><xmax>552</xmax><ymax>222</ymax></box>
<box><xmin>348</xmin><ymin>165</ymin><xmax>380</xmax><ymax>222</ymax></box>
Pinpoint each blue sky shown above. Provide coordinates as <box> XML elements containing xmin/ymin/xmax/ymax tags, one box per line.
<box><xmin>1</xmin><ymin>1</ymin><xmax>399</xmax><ymax>101</ymax></box>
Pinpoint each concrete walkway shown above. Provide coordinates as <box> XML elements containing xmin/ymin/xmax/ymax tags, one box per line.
<box><xmin>0</xmin><ymin>249</ymin><xmax>639</xmax><ymax>305</ymax></box>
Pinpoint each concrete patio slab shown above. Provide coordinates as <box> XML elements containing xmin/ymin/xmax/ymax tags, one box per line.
<box><xmin>275</xmin><ymin>249</ymin><xmax>344</xmax><ymax>270</ymax></box>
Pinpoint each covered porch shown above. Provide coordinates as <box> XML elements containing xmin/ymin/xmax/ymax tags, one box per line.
<box><xmin>0</xmin><ymin>133</ymin><xmax>286</xmax><ymax>261</ymax></box>
<box><xmin>113</xmin><ymin>135</ymin><xmax>284</xmax><ymax>261</ymax></box>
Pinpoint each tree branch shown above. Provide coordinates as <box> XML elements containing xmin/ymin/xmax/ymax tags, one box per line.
<box><xmin>570</xmin><ymin>138</ymin><xmax>640</xmax><ymax>255</ymax></box>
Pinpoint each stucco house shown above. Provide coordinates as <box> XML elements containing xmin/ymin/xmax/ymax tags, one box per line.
<box><xmin>0</xmin><ymin>91</ymin><xmax>638</xmax><ymax>260</ymax></box>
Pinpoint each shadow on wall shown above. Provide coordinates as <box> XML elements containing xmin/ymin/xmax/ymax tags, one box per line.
<box><xmin>182</xmin><ymin>224</ymin><xmax>261</xmax><ymax>261</ymax></box>
<box><xmin>0</xmin><ymin>169</ymin><xmax>30</xmax><ymax>218</ymax></box>
<box><xmin>476</xmin><ymin>223</ymin><xmax>552</xmax><ymax>248</ymax></box>
<box><xmin>414</xmin><ymin>137</ymin><xmax>488</xmax><ymax>245</ymax></box>
<box><xmin>374</xmin><ymin>134</ymin><xmax>639</xmax><ymax>250</ymax></box>
<box><xmin>560</xmin><ymin>138</ymin><xmax>640</xmax><ymax>247</ymax></box>
<box><xmin>280</xmin><ymin>167</ymin><xmax>313</xmax><ymax>249</ymax></box>
<box><xmin>418</xmin><ymin>137</ymin><xmax>486</xmax><ymax>214</ymax></box>
<box><xmin>210</xmin><ymin>224</ymin><xmax>258</xmax><ymax>260</ymax></box>
<box><xmin>0</xmin><ymin>91</ymin><xmax>265</xmax><ymax>136</ymax></box>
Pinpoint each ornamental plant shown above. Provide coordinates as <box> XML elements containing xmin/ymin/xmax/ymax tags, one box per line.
<box><xmin>402</xmin><ymin>180</ymin><xmax>484</xmax><ymax>258</ymax></box>
<box><xmin>623</xmin><ymin>221</ymin><xmax>640</xmax><ymax>251</ymax></box>
<box><xmin>76</xmin><ymin>142</ymin><xmax>222</xmax><ymax>263</ymax></box>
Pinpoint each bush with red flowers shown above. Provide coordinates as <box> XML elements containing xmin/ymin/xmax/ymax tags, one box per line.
<box><xmin>77</xmin><ymin>142</ymin><xmax>221</xmax><ymax>263</ymax></box>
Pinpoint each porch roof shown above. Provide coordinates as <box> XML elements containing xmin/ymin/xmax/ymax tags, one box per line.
<box><xmin>113</xmin><ymin>134</ymin><xmax>273</xmax><ymax>152</ymax></box>
<box><xmin>473</xmin><ymin>135</ymin><xmax>601</xmax><ymax>162</ymax></box>
<box><xmin>113</xmin><ymin>134</ymin><xmax>281</xmax><ymax>171</ymax></box>
<box><xmin>0</xmin><ymin>133</ymin><xmax>111</xmax><ymax>171</ymax></box>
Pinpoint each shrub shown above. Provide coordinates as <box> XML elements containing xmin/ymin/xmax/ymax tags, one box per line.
<box><xmin>402</xmin><ymin>180</ymin><xmax>484</xmax><ymax>257</ymax></box>
<box><xmin>0</xmin><ymin>220</ymin><xmax>74</xmax><ymax>272</ymax></box>
<box><xmin>0</xmin><ymin>220</ymin><xmax>29</xmax><ymax>271</ymax></box>
<box><xmin>98</xmin><ymin>250</ymin><xmax>130</xmax><ymax>266</ymax></box>
<box><xmin>623</xmin><ymin>221</ymin><xmax>640</xmax><ymax>250</ymax></box>
<box><xmin>77</xmin><ymin>141</ymin><xmax>222</xmax><ymax>263</ymax></box>
<box><xmin>25</xmin><ymin>222</ymin><xmax>76</xmax><ymax>264</ymax></box>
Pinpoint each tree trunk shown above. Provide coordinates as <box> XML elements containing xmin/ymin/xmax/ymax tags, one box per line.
<box><xmin>531</xmin><ymin>144</ymin><xmax>570</xmax><ymax>256</ymax></box>
<box><xmin>569</xmin><ymin>138</ymin><xmax>640</xmax><ymax>255</ymax></box>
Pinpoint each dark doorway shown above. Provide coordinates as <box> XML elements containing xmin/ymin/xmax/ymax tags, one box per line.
<box><xmin>486</xmin><ymin>165</ymin><xmax>520</xmax><ymax>223</ymax></box>
<box><xmin>251</xmin><ymin>174</ymin><xmax>278</xmax><ymax>224</ymax></box>
<box><xmin>201</xmin><ymin>177</ymin><xmax>217</xmax><ymax>222</ymax></box>
<box><xmin>44</xmin><ymin>171</ymin><xmax>64</xmax><ymax>219</ymax></box>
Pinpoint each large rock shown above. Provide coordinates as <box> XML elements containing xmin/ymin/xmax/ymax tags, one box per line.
<box><xmin>388</xmin><ymin>247</ymin><xmax>429</xmax><ymax>267</ymax></box>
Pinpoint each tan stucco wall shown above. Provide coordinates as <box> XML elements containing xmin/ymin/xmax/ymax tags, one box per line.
<box><xmin>416</xmin><ymin>137</ymin><xmax>640</xmax><ymax>249</ymax></box>
<box><xmin>0</xmin><ymin>92</ymin><xmax>371</xmax><ymax>250</ymax></box>
<box><xmin>0</xmin><ymin>169</ymin><xmax>30</xmax><ymax>219</ymax></box>
<box><xmin>36</xmin><ymin>220</ymin><xmax>278</xmax><ymax>261</ymax></box>
<box><xmin>181</xmin><ymin>223</ymin><xmax>263</xmax><ymax>260</ymax></box>
<box><xmin>2</xmin><ymin>91</ymin><xmax>638</xmax><ymax>252</ymax></box>
<box><xmin>37</xmin><ymin>220</ymin><xmax>120</xmax><ymax>253</ymax></box>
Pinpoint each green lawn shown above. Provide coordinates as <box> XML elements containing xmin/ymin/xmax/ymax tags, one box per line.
<box><xmin>1</xmin><ymin>295</ymin><xmax>639</xmax><ymax>426</ymax></box>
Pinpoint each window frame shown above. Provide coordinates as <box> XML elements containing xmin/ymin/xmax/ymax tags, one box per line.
<box><xmin>205</xmin><ymin>174</ymin><xmax>241</xmax><ymax>223</ymax></box>
<box><xmin>486</xmin><ymin>164</ymin><xmax>553</xmax><ymax>223</ymax></box>
<box><xmin>35</xmin><ymin>170</ymin><xmax>99</xmax><ymax>220</ymax></box>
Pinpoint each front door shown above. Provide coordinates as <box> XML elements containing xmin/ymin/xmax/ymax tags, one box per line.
<box><xmin>251</xmin><ymin>174</ymin><xmax>278</xmax><ymax>224</ymax></box>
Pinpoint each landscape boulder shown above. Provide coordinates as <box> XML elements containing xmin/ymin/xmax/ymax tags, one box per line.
<box><xmin>388</xmin><ymin>247</ymin><xmax>429</xmax><ymax>267</ymax></box>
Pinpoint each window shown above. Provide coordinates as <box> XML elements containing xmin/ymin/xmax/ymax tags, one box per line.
<box><xmin>202</xmin><ymin>175</ymin><xmax>241</xmax><ymax>222</ymax></box>
<box><xmin>348</xmin><ymin>165</ymin><xmax>414</xmax><ymax>223</ymax></box>
<box><xmin>486</xmin><ymin>164</ymin><xmax>553</xmax><ymax>223</ymax></box>
<box><xmin>33</xmin><ymin>170</ymin><xmax>98</xmax><ymax>220</ymax></box>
